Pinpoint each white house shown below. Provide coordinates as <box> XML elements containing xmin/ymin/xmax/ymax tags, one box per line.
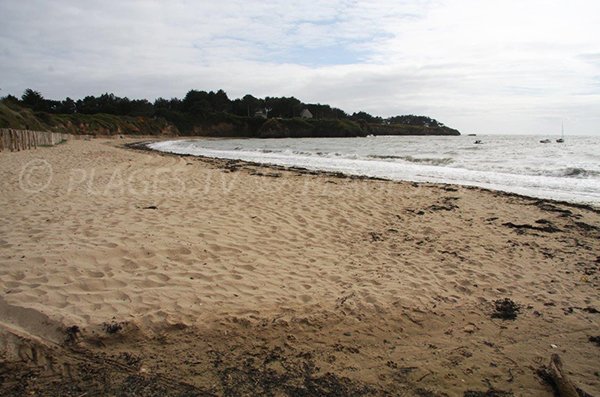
<box><xmin>300</xmin><ymin>109</ymin><xmax>313</xmax><ymax>119</ymax></box>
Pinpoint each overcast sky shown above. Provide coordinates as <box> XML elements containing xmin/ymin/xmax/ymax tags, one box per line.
<box><xmin>1</xmin><ymin>0</ymin><xmax>599</xmax><ymax>135</ymax></box>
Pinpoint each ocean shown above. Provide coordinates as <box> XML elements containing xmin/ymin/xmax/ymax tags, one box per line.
<box><xmin>149</xmin><ymin>135</ymin><xmax>600</xmax><ymax>204</ymax></box>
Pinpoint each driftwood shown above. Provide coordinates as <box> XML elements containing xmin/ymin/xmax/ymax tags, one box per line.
<box><xmin>540</xmin><ymin>354</ymin><xmax>595</xmax><ymax>397</ymax></box>
<box><xmin>549</xmin><ymin>354</ymin><xmax>579</xmax><ymax>397</ymax></box>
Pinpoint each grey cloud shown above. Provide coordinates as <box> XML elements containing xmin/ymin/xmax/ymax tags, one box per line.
<box><xmin>1</xmin><ymin>0</ymin><xmax>599</xmax><ymax>135</ymax></box>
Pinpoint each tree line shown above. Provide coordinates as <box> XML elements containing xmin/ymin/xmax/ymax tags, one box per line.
<box><xmin>4</xmin><ymin>88</ymin><xmax>445</xmax><ymax>128</ymax></box>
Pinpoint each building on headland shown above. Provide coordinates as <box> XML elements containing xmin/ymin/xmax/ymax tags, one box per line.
<box><xmin>300</xmin><ymin>109</ymin><xmax>313</xmax><ymax>119</ymax></box>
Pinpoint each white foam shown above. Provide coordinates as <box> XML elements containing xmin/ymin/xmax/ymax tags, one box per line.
<box><xmin>149</xmin><ymin>136</ymin><xmax>600</xmax><ymax>204</ymax></box>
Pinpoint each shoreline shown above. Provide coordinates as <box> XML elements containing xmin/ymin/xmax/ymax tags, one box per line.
<box><xmin>1</xmin><ymin>138</ymin><xmax>599</xmax><ymax>396</ymax></box>
<box><xmin>128</xmin><ymin>139</ymin><xmax>600</xmax><ymax>214</ymax></box>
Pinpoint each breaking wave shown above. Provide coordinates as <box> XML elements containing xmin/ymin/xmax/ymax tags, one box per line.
<box><xmin>368</xmin><ymin>154</ymin><xmax>454</xmax><ymax>166</ymax></box>
<box><xmin>149</xmin><ymin>135</ymin><xmax>600</xmax><ymax>204</ymax></box>
<box><xmin>556</xmin><ymin>167</ymin><xmax>600</xmax><ymax>178</ymax></box>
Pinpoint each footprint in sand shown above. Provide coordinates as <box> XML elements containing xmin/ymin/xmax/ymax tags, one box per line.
<box><xmin>121</xmin><ymin>258</ymin><xmax>139</xmax><ymax>271</ymax></box>
<box><xmin>167</xmin><ymin>247</ymin><xmax>192</xmax><ymax>256</ymax></box>
<box><xmin>101</xmin><ymin>242</ymin><xmax>118</xmax><ymax>248</ymax></box>
<box><xmin>147</xmin><ymin>273</ymin><xmax>171</xmax><ymax>283</ymax></box>
<box><xmin>186</xmin><ymin>272</ymin><xmax>213</xmax><ymax>282</ymax></box>
<box><xmin>299</xmin><ymin>294</ymin><xmax>313</xmax><ymax>303</ymax></box>
<box><xmin>87</xmin><ymin>271</ymin><xmax>105</xmax><ymax>278</ymax></box>
<box><xmin>26</xmin><ymin>257</ymin><xmax>46</xmax><ymax>265</ymax></box>
<box><xmin>12</xmin><ymin>271</ymin><xmax>26</xmax><ymax>281</ymax></box>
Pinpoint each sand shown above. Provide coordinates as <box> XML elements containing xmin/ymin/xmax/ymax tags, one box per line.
<box><xmin>0</xmin><ymin>138</ymin><xmax>599</xmax><ymax>396</ymax></box>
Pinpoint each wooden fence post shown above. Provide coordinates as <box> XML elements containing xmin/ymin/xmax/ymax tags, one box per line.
<box><xmin>0</xmin><ymin>128</ymin><xmax>80</xmax><ymax>152</ymax></box>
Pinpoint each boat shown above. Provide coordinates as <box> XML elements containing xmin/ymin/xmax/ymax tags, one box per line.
<box><xmin>556</xmin><ymin>122</ymin><xmax>565</xmax><ymax>143</ymax></box>
<box><xmin>540</xmin><ymin>139</ymin><xmax>551</xmax><ymax>143</ymax></box>
<box><xmin>474</xmin><ymin>140</ymin><xmax>483</xmax><ymax>144</ymax></box>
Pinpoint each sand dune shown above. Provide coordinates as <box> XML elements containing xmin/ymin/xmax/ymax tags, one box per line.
<box><xmin>0</xmin><ymin>138</ymin><xmax>598</xmax><ymax>395</ymax></box>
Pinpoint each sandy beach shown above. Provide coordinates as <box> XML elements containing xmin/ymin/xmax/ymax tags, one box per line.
<box><xmin>1</xmin><ymin>138</ymin><xmax>599</xmax><ymax>396</ymax></box>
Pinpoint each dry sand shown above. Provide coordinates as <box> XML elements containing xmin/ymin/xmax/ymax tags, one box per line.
<box><xmin>0</xmin><ymin>138</ymin><xmax>599</xmax><ymax>396</ymax></box>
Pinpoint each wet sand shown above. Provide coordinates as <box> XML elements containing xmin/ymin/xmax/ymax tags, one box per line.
<box><xmin>0</xmin><ymin>138</ymin><xmax>599</xmax><ymax>396</ymax></box>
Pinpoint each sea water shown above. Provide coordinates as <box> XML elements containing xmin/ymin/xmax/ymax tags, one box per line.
<box><xmin>149</xmin><ymin>135</ymin><xmax>600</xmax><ymax>204</ymax></box>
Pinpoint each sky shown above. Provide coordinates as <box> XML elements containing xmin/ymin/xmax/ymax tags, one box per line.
<box><xmin>1</xmin><ymin>0</ymin><xmax>599</xmax><ymax>135</ymax></box>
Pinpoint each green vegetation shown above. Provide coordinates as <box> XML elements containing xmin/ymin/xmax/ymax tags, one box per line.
<box><xmin>0</xmin><ymin>100</ymin><xmax>47</xmax><ymax>131</ymax></box>
<box><xmin>0</xmin><ymin>99</ymin><xmax>175</xmax><ymax>136</ymax></box>
<box><xmin>257</xmin><ymin>118</ymin><xmax>363</xmax><ymax>138</ymax></box>
<box><xmin>364</xmin><ymin>123</ymin><xmax>459</xmax><ymax>136</ymax></box>
<box><xmin>0</xmin><ymin>89</ymin><xmax>460</xmax><ymax>137</ymax></box>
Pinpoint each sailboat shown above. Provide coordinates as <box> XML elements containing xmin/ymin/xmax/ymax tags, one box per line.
<box><xmin>556</xmin><ymin>122</ymin><xmax>565</xmax><ymax>143</ymax></box>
